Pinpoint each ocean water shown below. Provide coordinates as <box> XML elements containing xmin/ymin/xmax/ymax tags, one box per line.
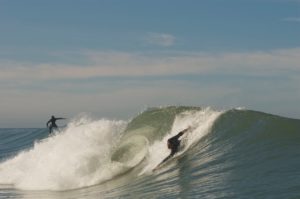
<box><xmin>0</xmin><ymin>106</ymin><xmax>300</xmax><ymax>199</ymax></box>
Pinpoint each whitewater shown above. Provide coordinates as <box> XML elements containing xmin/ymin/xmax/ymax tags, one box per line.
<box><xmin>0</xmin><ymin>106</ymin><xmax>300</xmax><ymax>198</ymax></box>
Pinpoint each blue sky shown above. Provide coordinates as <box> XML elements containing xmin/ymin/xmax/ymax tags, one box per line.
<box><xmin>0</xmin><ymin>0</ymin><xmax>299</xmax><ymax>127</ymax></box>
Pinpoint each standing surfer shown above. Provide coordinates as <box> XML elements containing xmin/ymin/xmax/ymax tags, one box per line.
<box><xmin>46</xmin><ymin>116</ymin><xmax>66</xmax><ymax>134</ymax></box>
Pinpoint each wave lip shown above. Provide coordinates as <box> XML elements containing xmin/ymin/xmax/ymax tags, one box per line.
<box><xmin>1</xmin><ymin>107</ymin><xmax>300</xmax><ymax>198</ymax></box>
<box><xmin>0</xmin><ymin>106</ymin><xmax>224</xmax><ymax>191</ymax></box>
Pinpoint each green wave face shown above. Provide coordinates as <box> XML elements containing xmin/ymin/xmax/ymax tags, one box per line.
<box><xmin>111</xmin><ymin>106</ymin><xmax>202</xmax><ymax>165</ymax></box>
<box><xmin>123</xmin><ymin>106</ymin><xmax>202</xmax><ymax>143</ymax></box>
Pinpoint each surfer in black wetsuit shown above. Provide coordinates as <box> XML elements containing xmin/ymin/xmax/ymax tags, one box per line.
<box><xmin>46</xmin><ymin>116</ymin><xmax>66</xmax><ymax>134</ymax></box>
<box><xmin>160</xmin><ymin>127</ymin><xmax>191</xmax><ymax>165</ymax></box>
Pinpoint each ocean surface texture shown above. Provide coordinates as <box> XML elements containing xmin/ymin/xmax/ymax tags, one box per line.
<box><xmin>0</xmin><ymin>106</ymin><xmax>300</xmax><ymax>199</ymax></box>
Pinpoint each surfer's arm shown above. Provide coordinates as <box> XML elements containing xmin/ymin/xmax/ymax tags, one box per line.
<box><xmin>46</xmin><ymin>120</ymin><xmax>50</xmax><ymax>127</ymax></box>
<box><xmin>157</xmin><ymin>153</ymin><xmax>174</xmax><ymax>168</ymax></box>
<box><xmin>183</xmin><ymin>126</ymin><xmax>192</xmax><ymax>133</ymax></box>
<box><xmin>175</xmin><ymin>127</ymin><xmax>191</xmax><ymax>138</ymax></box>
<box><xmin>56</xmin><ymin>117</ymin><xmax>66</xmax><ymax>120</ymax></box>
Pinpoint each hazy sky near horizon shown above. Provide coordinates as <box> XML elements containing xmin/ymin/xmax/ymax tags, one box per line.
<box><xmin>0</xmin><ymin>0</ymin><xmax>300</xmax><ymax>127</ymax></box>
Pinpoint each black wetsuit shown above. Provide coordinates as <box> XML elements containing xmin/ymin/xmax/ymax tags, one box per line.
<box><xmin>161</xmin><ymin>130</ymin><xmax>187</xmax><ymax>164</ymax></box>
<box><xmin>168</xmin><ymin>131</ymin><xmax>184</xmax><ymax>156</ymax></box>
<box><xmin>47</xmin><ymin>116</ymin><xmax>64</xmax><ymax>134</ymax></box>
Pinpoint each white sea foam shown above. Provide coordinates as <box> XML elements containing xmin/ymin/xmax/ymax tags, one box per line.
<box><xmin>0</xmin><ymin>108</ymin><xmax>223</xmax><ymax>191</ymax></box>
<box><xmin>235</xmin><ymin>107</ymin><xmax>246</xmax><ymax>110</ymax></box>
<box><xmin>0</xmin><ymin>115</ymin><xmax>127</xmax><ymax>190</ymax></box>
<box><xmin>140</xmin><ymin>107</ymin><xmax>223</xmax><ymax>174</ymax></box>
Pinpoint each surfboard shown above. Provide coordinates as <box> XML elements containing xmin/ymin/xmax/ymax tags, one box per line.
<box><xmin>152</xmin><ymin>153</ymin><xmax>182</xmax><ymax>171</ymax></box>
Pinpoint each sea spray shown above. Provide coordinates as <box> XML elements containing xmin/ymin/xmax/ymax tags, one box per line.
<box><xmin>1</xmin><ymin>107</ymin><xmax>300</xmax><ymax>198</ymax></box>
<box><xmin>140</xmin><ymin>107</ymin><xmax>223</xmax><ymax>173</ymax></box>
<box><xmin>0</xmin><ymin>115</ymin><xmax>127</xmax><ymax>190</ymax></box>
<box><xmin>0</xmin><ymin>107</ymin><xmax>223</xmax><ymax>190</ymax></box>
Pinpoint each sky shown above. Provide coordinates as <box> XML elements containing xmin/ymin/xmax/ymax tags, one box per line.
<box><xmin>0</xmin><ymin>0</ymin><xmax>300</xmax><ymax>127</ymax></box>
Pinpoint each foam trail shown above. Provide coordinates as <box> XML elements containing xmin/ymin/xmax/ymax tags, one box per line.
<box><xmin>0</xmin><ymin>115</ymin><xmax>127</xmax><ymax>190</ymax></box>
<box><xmin>140</xmin><ymin>107</ymin><xmax>223</xmax><ymax>173</ymax></box>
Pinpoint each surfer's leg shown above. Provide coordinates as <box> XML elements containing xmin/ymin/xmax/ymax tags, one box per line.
<box><xmin>163</xmin><ymin>148</ymin><xmax>177</xmax><ymax>162</ymax></box>
<box><xmin>161</xmin><ymin>154</ymin><xmax>173</xmax><ymax>164</ymax></box>
<box><xmin>53</xmin><ymin>126</ymin><xmax>58</xmax><ymax>133</ymax></box>
<box><xmin>154</xmin><ymin>148</ymin><xmax>178</xmax><ymax>171</ymax></box>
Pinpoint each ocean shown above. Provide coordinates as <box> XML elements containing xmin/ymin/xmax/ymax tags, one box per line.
<box><xmin>0</xmin><ymin>106</ymin><xmax>300</xmax><ymax>199</ymax></box>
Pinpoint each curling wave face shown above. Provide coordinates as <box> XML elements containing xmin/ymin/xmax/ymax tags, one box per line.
<box><xmin>1</xmin><ymin>106</ymin><xmax>299</xmax><ymax>198</ymax></box>
<box><xmin>0</xmin><ymin>107</ymin><xmax>222</xmax><ymax>191</ymax></box>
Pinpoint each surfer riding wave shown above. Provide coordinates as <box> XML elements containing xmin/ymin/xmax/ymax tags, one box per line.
<box><xmin>154</xmin><ymin>126</ymin><xmax>191</xmax><ymax>170</ymax></box>
<box><xmin>46</xmin><ymin>116</ymin><xmax>66</xmax><ymax>134</ymax></box>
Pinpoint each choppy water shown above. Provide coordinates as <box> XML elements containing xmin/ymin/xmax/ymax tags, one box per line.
<box><xmin>0</xmin><ymin>106</ymin><xmax>300</xmax><ymax>198</ymax></box>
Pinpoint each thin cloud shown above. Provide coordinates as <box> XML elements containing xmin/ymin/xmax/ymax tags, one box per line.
<box><xmin>282</xmin><ymin>17</ymin><xmax>300</xmax><ymax>22</ymax></box>
<box><xmin>0</xmin><ymin>48</ymin><xmax>300</xmax><ymax>81</ymax></box>
<box><xmin>144</xmin><ymin>32</ymin><xmax>176</xmax><ymax>47</ymax></box>
<box><xmin>1</xmin><ymin>48</ymin><xmax>300</xmax><ymax>126</ymax></box>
